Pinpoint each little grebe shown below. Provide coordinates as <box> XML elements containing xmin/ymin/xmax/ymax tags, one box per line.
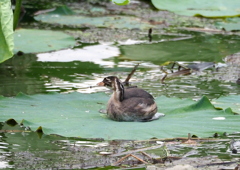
<box><xmin>97</xmin><ymin>76</ymin><xmax>162</xmax><ymax>122</ymax></box>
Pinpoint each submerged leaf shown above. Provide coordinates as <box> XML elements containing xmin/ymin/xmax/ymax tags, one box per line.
<box><xmin>0</xmin><ymin>92</ymin><xmax>240</xmax><ymax>140</ymax></box>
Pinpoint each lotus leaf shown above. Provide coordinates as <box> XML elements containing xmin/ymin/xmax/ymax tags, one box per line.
<box><xmin>216</xmin><ymin>17</ymin><xmax>240</xmax><ymax>31</ymax></box>
<box><xmin>151</xmin><ymin>0</ymin><xmax>240</xmax><ymax>18</ymax></box>
<box><xmin>112</xmin><ymin>0</ymin><xmax>130</xmax><ymax>5</ymax></box>
<box><xmin>212</xmin><ymin>95</ymin><xmax>240</xmax><ymax>114</ymax></box>
<box><xmin>0</xmin><ymin>0</ymin><xmax>14</xmax><ymax>63</ymax></box>
<box><xmin>0</xmin><ymin>92</ymin><xmax>240</xmax><ymax>140</ymax></box>
<box><xmin>14</xmin><ymin>29</ymin><xmax>75</xmax><ymax>54</ymax></box>
<box><xmin>119</xmin><ymin>33</ymin><xmax>240</xmax><ymax>64</ymax></box>
<box><xmin>34</xmin><ymin>14</ymin><xmax>153</xmax><ymax>30</ymax></box>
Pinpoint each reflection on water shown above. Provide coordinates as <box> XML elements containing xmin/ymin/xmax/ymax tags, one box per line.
<box><xmin>1</xmin><ymin>33</ymin><xmax>240</xmax><ymax>98</ymax></box>
<box><xmin>1</xmin><ymin>52</ymin><xmax>240</xmax><ymax>98</ymax></box>
<box><xmin>119</xmin><ymin>32</ymin><xmax>240</xmax><ymax>64</ymax></box>
<box><xmin>1</xmin><ymin>53</ymin><xmax>240</xmax><ymax>99</ymax></box>
<box><xmin>37</xmin><ymin>44</ymin><xmax>120</xmax><ymax>66</ymax></box>
<box><xmin>0</xmin><ymin>54</ymin><xmax>44</xmax><ymax>97</ymax></box>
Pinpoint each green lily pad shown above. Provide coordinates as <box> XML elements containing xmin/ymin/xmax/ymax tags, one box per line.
<box><xmin>14</xmin><ymin>29</ymin><xmax>75</xmax><ymax>54</ymax></box>
<box><xmin>34</xmin><ymin>13</ymin><xmax>153</xmax><ymax>30</ymax></box>
<box><xmin>112</xmin><ymin>0</ymin><xmax>130</xmax><ymax>5</ymax></box>
<box><xmin>0</xmin><ymin>0</ymin><xmax>14</xmax><ymax>63</ymax></box>
<box><xmin>219</xmin><ymin>23</ymin><xmax>240</xmax><ymax>31</ymax></box>
<box><xmin>119</xmin><ymin>33</ymin><xmax>240</xmax><ymax>64</ymax></box>
<box><xmin>212</xmin><ymin>95</ymin><xmax>240</xmax><ymax>114</ymax></box>
<box><xmin>216</xmin><ymin>17</ymin><xmax>240</xmax><ymax>31</ymax></box>
<box><xmin>0</xmin><ymin>92</ymin><xmax>239</xmax><ymax>140</ymax></box>
<box><xmin>151</xmin><ymin>0</ymin><xmax>240</xmax><ymax>17</ymax></box>
<box><xmin>34</xmin><ymin>5</ymin><xmax>151</xmax><ymax>30</ymax></box>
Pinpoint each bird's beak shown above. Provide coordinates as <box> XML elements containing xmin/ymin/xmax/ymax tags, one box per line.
<box><xmin>97</xmin><ymin>82</ymin><xmax>105</xmax><ymax>86</ymax></box>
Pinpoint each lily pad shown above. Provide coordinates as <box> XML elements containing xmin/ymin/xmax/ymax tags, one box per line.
<box><xmin>216</xmin><ymin>17</ymin><xmax>240</xmax><ymax>31</ymax></box>
<box><xmin>112</xmin><ymin>0</ymin><xmax>130</xmax><ymax>6</ymax></box>
<box><xmin>212</xmin><ymin>95</ymin><xmax>240</xmax><ymax>114</ymax></box>
<box><xmin>0</xmin><ymin>0</ymin><xmax>14</xmax><ymax>63</ymax></box>
<box><xmin>34</xmin><ymin>12</ymin><xmax>153</xmax><ymax>30</ymax></box>
<box><xmin>14</xmin><ymin>29</ymin><xmax>75</xmax><ymax>54</ymax></box>
<box><xmin>151</xmin><ymin>0</ymin><xmax>240</xmax><ymax>17</ymax></box>
<box><xmin>0</xmin><ymin>92</ymin><xmax>240</xmax><ymax>140</ymax></box>
<box><xmin>119</xmin><ymin>33</ymin><xmax>240</xmax><ymax>64</ymax></box>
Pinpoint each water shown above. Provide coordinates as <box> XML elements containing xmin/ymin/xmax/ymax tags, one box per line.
<box><xmin>0</xmin><ymin>123</ymin><xmax>239</xmax><ymax>169</ymax></box>
<box><xmin>1</xmin><ymin>37</ymin><xmax>240</xmax><ymax>98</ymax></box>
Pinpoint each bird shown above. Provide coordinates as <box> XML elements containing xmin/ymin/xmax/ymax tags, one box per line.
<box><xmin>97</xmin><ymin>76</ymin><xmax>163</xmax><ymax>122</ymax></box>
<box><xmin>236</xmin><ymin>78</ymin><xmax>240</xmax><ymax>85</ymax></box>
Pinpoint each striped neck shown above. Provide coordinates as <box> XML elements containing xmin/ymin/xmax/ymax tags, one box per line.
<box><xmin>113</xmin><ymin>77</ymin><xmax>124</xmax><ymax>102</ymax></box>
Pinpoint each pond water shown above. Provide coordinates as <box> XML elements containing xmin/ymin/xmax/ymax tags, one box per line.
<box><xmin>0</xmin><ymin>123</ymin><xmax>239</xmax><ymax>169</ymax></box>
<box><xmin>1</xmin><ymin>31</ymin><xmax>240</xmax><ymax>99</ymax></box>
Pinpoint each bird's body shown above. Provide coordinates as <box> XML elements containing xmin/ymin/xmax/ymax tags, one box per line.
<box><xmin>123</xmin><ymin>87</ymin><xmax>154</xmax><ymax>100</ymax></box>
<box><xmin>97</xmin><ymin>76</ymin><xmax>160</xmax><ymax>122</ymax></box>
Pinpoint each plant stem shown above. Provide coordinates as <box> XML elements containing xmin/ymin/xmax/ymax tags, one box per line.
<box><xmin>13</xmin><ymin>0</ymin><xmax>22</xmax><ymax>30</ymax></box>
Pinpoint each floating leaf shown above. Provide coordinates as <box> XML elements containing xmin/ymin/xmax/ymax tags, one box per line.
<box><xmin>151</xmin><ymin>0</ymin><xmax>240</xmax><ymax>17</ymax></box>
<box><xmin>0</xmin><ymin>0</ymin><xmax>14</xmax><ymax>63</ymax></box>
<box><xmin>34</xmin><ymin>13</ymin><xmax>153</xmax><ymax>30</ymax></box>
<box><xmin>14</xmin><ymin>29</ymin><xmax>75</xmax><ymax>54</ymax></box>
<box><xmin>216</xmin><ymin>17</ymin><xmax>240</xmax><ymax>31</ymax></box>
<box><xmin>212</xmin><ymin>95</ymin><xmax>240</xmax><ymax>114</ymax></box>
<box><xmin>119</xmin><ymin>33</ymin><xmax>240</xmax><ymax>64</ymax></box>
<box><xmin>0</xmin><ymin>92</ymin><xmax>239</xmax><ymax>140</ymax></box>
<box><xmin>112</xmin><ymin>0</ymin><xmax>130</xmax><ymax>6</ymax></box>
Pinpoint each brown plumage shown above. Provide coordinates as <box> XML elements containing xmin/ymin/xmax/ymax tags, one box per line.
<box><xmin>97</xmin><ymin>76</ymin><xmax>159</xmax><ymax>122</ymax></box>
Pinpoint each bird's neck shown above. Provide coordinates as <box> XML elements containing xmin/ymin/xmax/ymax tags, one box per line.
<box><xmin>113</xmin><ymin>78</ymin><xmax>124</xmax><ymax>102</ymax></box>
